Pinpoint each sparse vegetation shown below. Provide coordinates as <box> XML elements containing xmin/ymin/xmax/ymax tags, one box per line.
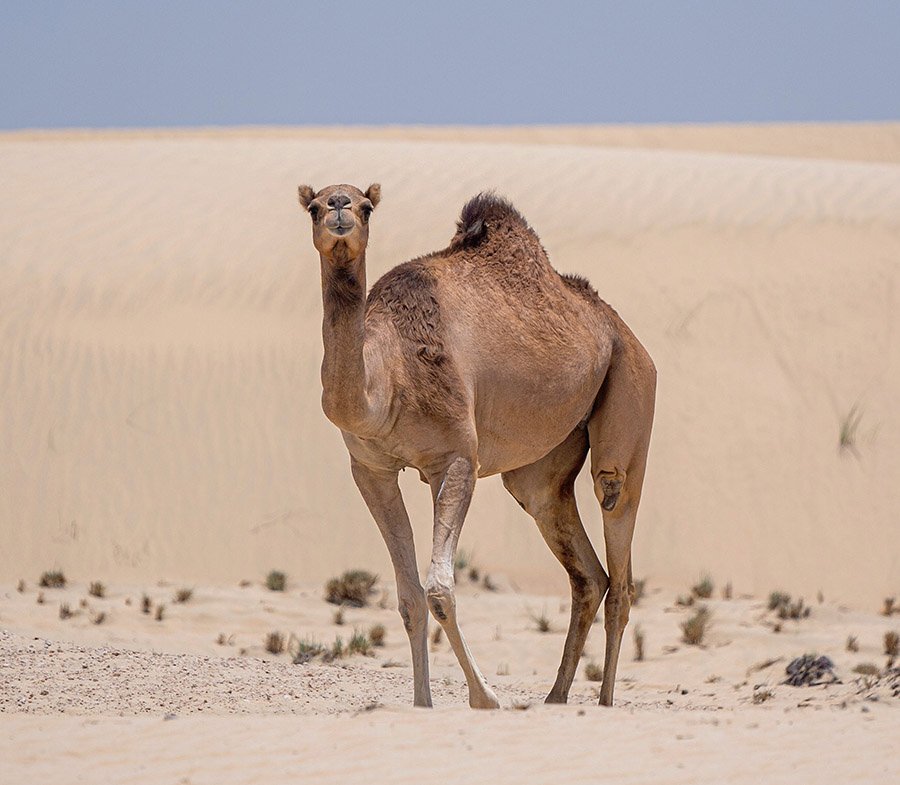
<box><xmin>141</xmin><ymin>594</ymin><xmax>152</xmax><ymax>614</ymax></box>
<box><xmin>39</xmin><ymin>570</ymin><xmax>66</xmax><ymax>588</ymax></box>
<box><xmin>453</xmin><ymin>550</ymin><xmax>471</xmax><ymax>581</ymax></box>
<box><xmin>324</xmin><ymin>636</ymin><xmax>345</xmax><ymax>661</ymax></box>
<box><xmin>265</xmin><ymin>631</ymin><xmax>285</xmax><ymax>654</ymax></box>
<box><xmin>846</xmin><ymin>635</ymin><xmax>859</xmax><ymax>653</ymax></box>
<box><xmin>333</xmin><ymin>607</ymin><xmax>345</xmax><ymax>625</ymax></box>
<box><xmin>496</xmin><ymin>662</ymin><xmax>510</xmax><ymax>676</ymax></box>
<box><xmin>633</xmin><ymin>624</ymin><xmax>645</xmax><ymax>661</ymax></box>
<box><xmin>675</xmin><ymin>594</ymin><xmax>695</xmax><ymax>608</ymax></box>
<box><xmin>722</xmin><ymin>581</ymin><xmax>733</xmax><ymax>600</ymax></box>
<box><xmin>173</xmin><ymin>587</ymin><xmax>193</xmax><ymax>603</ymax></box>
<box><xmin>324</xmin><ymin>570</ymin><xmax>378</xmax><ymax>607</ymax></box>
<box><xmin>266</xmin><ymin>570</ymin><xmax>287</xmax><ymax>592</ymax></box>
<box><xmin>681</xmin><ymin>605</ymin><xmax>711</xmax><ymax>645</ymax></box>
<box><xmin>768</xmin><ymin>591</ymin><xmax>791</xmax><ymax>612</ymax></box>
<box><xmin>91</xmin><ymin>611</ymin><xmax>106</xmax><ymax>625</ymax></box>
<box><xmin>59</xmin><ymin>603</ymin><xmax>72</xmax><ymax>620</ymax></box>
<box><xmin>377</xmin><ymin>589</ymin><xmax>390</xmax><ymax>609</ymax></box>
<box><xmin>884</xmin><ymin>631</ymin><xmax>899</xmax><ymax>659</ymax></box>
<box><xmin>584</xmin><ymin>661</ymin><xmax>604</xmax><ymax>681</ymax></box>
<box><xmin>839</xmin><ymin>404</ymin><xmax>863</xmax><ymax>454</ymax></box>
<box><xmin>369</xmin><ymin>623</ymin><xmax>386</xmax><ymax>647</ymax></box>
<box><xmin>632</xmin><ymin>578</ymin><xmax>646</xmax><ymax>605</ymax></box>
<box><xmin>348</xmin><ymin>629</ymin><xmax>373</xmax><ymax>656</ymax></box>
<box><xmin>88</xmin><ymin>581</ymin><xmax>105</xmax><ymax>598</ymax></box>
<box><xmin>531</xmin><ymin>608</ymin><xmax>551</xmax><ymax>633</ymax></box>
<box><xmin>692</xmin><ymin>574</ymin><xmax>714</xmax><ymax>599</ymax></box>
<box><xmin>289</xmin><ymin>635</ymin><xmax>325</xmax><ymax>664</ymax></box>
<box><xmin>752</xmin><ymin>688</ymin><xmax>774</xmax><ymax>704</ymax></box>
<box><xmin>17</xmin><ymin>579</ymin><xmax>25</xmax><ymax>593</ymax></box>
<box><xmin>883</xmin><ymin>597</ymin><xmax>896</xmax><ymax>617</ymax></box>
<box><xmin>468</xmin><ymin>566</ymin><xmax>480</xmax><ymax>583</ymax></box>
<box><xmin>481</xmin><ymin>574</ymin><xmax>498</xmax><ymax>592</ymax></box>
<box><xmin>777</xmin><ymin>597</ymin><xmax>811</xmax><ymax>620</ymax></box>
<box><xmin>431</xmin><ymin>626</ymin><xmax>443</xmax><ymax>645</ymax></box>
<box><xmin>853</xmin><ymin>662</ymin><xmax>880</xmax><ymax>676</ymax></box>
<box><xmin>36</xmin><ymin>592</ymin><xmax>45</xmax><ymax>604</ymax></box>
<box><xmin>154</xmin><ymin>604</ymin><xmax>165</xmax><ymax>621</ymax></box>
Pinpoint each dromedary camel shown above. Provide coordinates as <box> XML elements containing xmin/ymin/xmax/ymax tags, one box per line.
<box><xmin>298</xmin><ymin>183</ymin><xmax>656</xmax><ymax>708</ymax></box>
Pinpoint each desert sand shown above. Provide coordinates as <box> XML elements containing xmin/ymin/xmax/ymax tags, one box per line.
<box><xmin>1</xmin><ymin>123</ymin><xmax>899</xmax><ymax>781</ymax></box>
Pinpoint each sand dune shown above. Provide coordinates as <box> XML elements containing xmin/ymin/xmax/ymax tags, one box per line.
<box><xmin>1</xmin><ymin>127</ymin><xmax>899</xmax><ymax>610</ymax></box>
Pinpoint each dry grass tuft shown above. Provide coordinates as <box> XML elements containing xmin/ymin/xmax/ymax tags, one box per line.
<box><xmin>154</xmin><ymin>604</ymin><xmax>165</xmax><ymax>621</ymax></box>
<box><xmin>431</xmin><ymin>626</ymin><xmax>443</xmax><ymax>645</ymax></box>
<box><xmin>333</xmin><ymin>607</ymin><xmax>345</xmax><ymax>625</ymax></box>
<box><xmin>266</xmin><ymin>570</ymin><xmax>286</xmax><ymax>592</ymax></box>
<box><xmin>531</xmin><ymin>608</ymin><xmax>552</xmax><ymax>633</ymax></box>
<box><xmin>453</xmin><ymin>550</ymin><xmax>471</xmax><ymax>581</ymax></box>
<box><xmin>839</xmin><ymin>404</ymin><xmax>863</xmax><ymax>454</ymax></box>
<box><xmin>722</xmin><ymin>581</ymin><xmax>733</xmax><ymax>600</ymax></box>
<box><xmin>692</xmin><ymin>574</ymin><xmax>714</xmax><ymax>599</ymax></box>
<box><xmin>39</xmin><ymin>570</ymin><xmax>66</xmax><ymax>588</ymax></box>
<box><xmin>58</xmin><ymin>603</ymin><xmax>72</xmax><ymax>620</ymax></box>
<box><xmin>36</xmin><ymin>591</ymin><xmax>45</xmax><ymax>604</ymax></box>
<box><xmin>883</xmin><ymin>597</ymin><xmax>896</xmax><ymax>617</ymax></box>
<box><xmin>884</xmin><ymin>631</ymin><xmax>899</xmax><ymax>658</ymax></box>
<box><xmin>675</xmin><ymin>594</ymin><xmax>695</xmax><ymax>608</ymax></box>
<box><xmin>496</xmin><ymin>662</ymin><xmax>510</xmax><ymax>676</ymax></box>
<box><xmin>482</xmin><ymin>574</ymin><xmax>498</xmax><ymax>592</ymax></box>
<box><xmin>633</xmin><ymin>624</ymin><xmax>645</xmax><ymax>661</ymax></box>
<box><xmin>584</xmin><ymin>661</ymin><xmax>604</xmax><ymax>682</ymax></box>
<box><xmin>91</xmin><ymin>611</ymin><xmax>106</xmax><ymax>625</ymax></box>
<box><xmin>632</xmin><ymin>578</ymin><xmax>646</xmax><ymax>605</ymax></box>
<box><xmin>752</xmin><ymin>688</ymin><xmax>774</xmax><ymax>704</ymax></box>
<box><xmin>846</xmin><ymin>635</ymin><xmax>859</xmax><ymax>653</ymax></box>
<box><xmin>325</xmin><ymin>570</ymin><xmax>378</xmax><ymax>607</ymax></box>
<box><xmin>173</xmin><ymin>587</ymin><xmax>193</xmax><ymax>603</ymax></box>
<box><xmin>88</xmin><ymin>581</ymin><xmax>105</xmax><ymax>598</ymax></box>
<box><xmin>768</xmin><ymin>591</ymin><xmax>791</xmax><ymax>612</ymax></box>
<box><xmin>777</xmin><ymin>597</ymin><xmax>811</xmax><ymax>620</ymax></box>
<box><xmin>853</xmin><ymin>662</ymin><xmax>880</xmax><ymax>676</ymax></box>
<box><xmin>17</xmin><ymin>579</ymin><xmax>25</xmax><ymax>593</ymax></box>
<box><xmin>289</xmin><ymin>635</ymin><xmax>325</xmax><ymax>664</ymax></box>
<box><xmin>369</xmin><ymin>623</ymin><xmax>386</xmax><ymax>647</ymax></box>
<box><xmin>264</xmin><ymin>631</ymin><xmax>285</xmax><ymax>655</ymax></box>
<box><xmin>141</xmin><ymin>594</ymin><xmax>152</xmax><ymax>614</ymax></box>
<box><xmin>681</xmin><ymin>605</ymin><xmax>712</xmax><ymax>646</ymax></box>
<box><xmin>348</xmin><ymin>629</ymin><xmax>373</xmax><ymax>656</ymax></box>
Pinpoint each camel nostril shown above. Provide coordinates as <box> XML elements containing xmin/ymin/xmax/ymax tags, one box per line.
<box><xmin>327</xmin><ymin>194</ymin><xmax>351</xmax><ymax>209</ymax></box>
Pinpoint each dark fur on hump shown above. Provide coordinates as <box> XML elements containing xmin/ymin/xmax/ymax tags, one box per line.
<box><xmin>560</xmin><ymin>273</ymin><xmax>601</xmax><ymax>302</ymax></box>
<box><xmin>366</xmin><ymin>261</ymin><xmax>466</xmax><ymax>418</ymax></box>
<box><xmin>449</xmin><ymin>192</ymin><xmax>532</xmax><ymax>249</ymax></box>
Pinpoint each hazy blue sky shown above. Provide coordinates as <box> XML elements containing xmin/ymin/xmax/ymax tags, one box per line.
<box><xmin>2</xmin><ymin>1</ymin><xmax>899</xmax><ymax>129</ymax></box>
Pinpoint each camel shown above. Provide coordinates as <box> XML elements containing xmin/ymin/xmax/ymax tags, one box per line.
<box><xmin>298</xmin><ymin>183</ymin><xmax>656</xmax><ymax>708</ymax></box>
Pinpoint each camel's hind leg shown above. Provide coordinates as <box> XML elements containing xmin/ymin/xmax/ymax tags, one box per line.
<box><xmin>589</xmin><ymin>339</ymin><xmax>656</xmax><ymax>707</ymax></box>
<box><xmin>502</xmin><ymin>426</ymin><xmax>609</xmax><ymax>704</ymax></box>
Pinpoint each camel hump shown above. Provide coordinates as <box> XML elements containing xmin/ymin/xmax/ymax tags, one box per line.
<box><xmin>450</xmin><ymin>192</ymin><xmax>532</xmax><ymax>250</ymax></box>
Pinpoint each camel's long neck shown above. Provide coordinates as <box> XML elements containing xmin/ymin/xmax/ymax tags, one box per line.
<box><xmin>320</xmin><ymin>252</ymin><xmax>371</xmax><ymax>432</ymax></box>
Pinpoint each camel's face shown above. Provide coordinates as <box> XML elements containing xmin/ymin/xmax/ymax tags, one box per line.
<box><xmin>298</xmin><ymin>183</ymin><xmax>381</xmax><ymax>263</ymax></box>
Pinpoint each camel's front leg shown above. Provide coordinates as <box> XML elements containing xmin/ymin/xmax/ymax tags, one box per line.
<box><xmin>350</xmin><ymin>459</ymin><xmax>432</xmax><ymax>708</ymax></box>
<box><xmin>424</xmin><ymin>456</ymin><xmax>500</xmax><ymax>709</ymax></box>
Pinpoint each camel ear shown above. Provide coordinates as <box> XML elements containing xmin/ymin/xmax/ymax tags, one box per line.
<box><xmin>298</xmin><ymin>185</ymin><xmax>316</xmax><ymax>211</ymax></box>
<box><xmin>365</xmin><ymin>183</ymin><xmax>381</xmax><ymax>208</ymax></box>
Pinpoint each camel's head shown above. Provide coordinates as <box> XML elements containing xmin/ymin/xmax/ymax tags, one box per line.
<box><xmin>298</xmin><ymin>183</ymin><xmax>381</xmax><ymax>263</ymax></box>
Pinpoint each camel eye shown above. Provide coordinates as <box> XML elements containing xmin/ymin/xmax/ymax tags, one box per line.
<box><xmin>361</xmin><ymin>205</ymin><xmax>373</xmax><ymax>222</ymax></box>
<box><xmin>309</xmin><ymin>205</ymin><xmax>320</xmax><ymax>221</ymax></box>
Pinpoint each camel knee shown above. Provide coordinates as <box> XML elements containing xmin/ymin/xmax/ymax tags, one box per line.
<box><xmin>604</xmin><ymin>586</ymin><xmax>631</xmax><ymax>632</ymax></box>
<box><xmin>397</xmin><ymin>588</ymin><xmax>427</xmax><ymax>635</ymax></box>
<box><xmin>571</xmin><ymin>570</ymin><xmax>606</xmax><ymax>616</ymax></box>
<box><xmin>594</xmin><ymin>467</ymin><xmax>626</xmax><ymax>512</ymax></box>
<box><xmin>423</xmin><ymin>576</ymin><xmax>455</xmax><ymax>623</ymax></box>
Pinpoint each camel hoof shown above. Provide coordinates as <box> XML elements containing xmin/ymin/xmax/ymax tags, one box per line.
<box><xmin>470</xmin><ymin>689</ymin><xmax>500</xmax><ymax>709</ymax></box>
<box><xmin>544</xmin><ymin>692</ymin><xmax>568</xmax><ymax>704</ymax></box>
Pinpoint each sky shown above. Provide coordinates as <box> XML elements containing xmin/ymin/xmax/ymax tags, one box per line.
<box><xmin>1</xmin><ymin>1</ymin><xmax>899</xmax><ymax>129</ymax></box>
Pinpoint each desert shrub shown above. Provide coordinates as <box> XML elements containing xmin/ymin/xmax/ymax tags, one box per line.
<box><xmin>633</xmin><ymin>578</ymin><xmax>646</xmax><ymax>605</ymax></box>
<box><xmin>141</xmin><ymin>594</ymin><xmax>152</xmax><ymax>614</ymax></box>
<box><xmin>88</xmin><ymin>581</ymin><xmax>105</xmax><ymax>598</ymax></box>
<box><xmin>752</xmin><ymin>688</ymin><xmax>774</xmax><ymax>704</ymax></box>
<box><xmin>884</xmin><ymin>597</ymin><xmax>896</xmax><ymax>617</ymax></box>
<box><xmin>675</xmin><ymin>594</ymin><xmax>694</xmax><ymax>608</ymax></box>
<box><xmin>681</xmin><ymin>605</ymin><xmax>711</xmax><ymax>645</ymax></box>
<box><xmin>531</xmin><ymin>609</ymin><xmax>551</xmax><ymax>633</ymax></box>
<box><xmin>265</xmin><ymin>631</ymin><xmax>285</xmax><ymax>654</ymax></box>
<box><xmin>692</xmin><ymin>574</ymin><xmax>714</xmax><ymax>599</ymax></box>
<box><xmin>884</xmin><ymin>631</ymin><xmax>899</xmax><ymax>658</ymax></box>
<box><xmin>17</xmin><ymin>579</ymin><xmax>25</xmax><ymax>593</ymax></box>
<box><xmin>348</xmin><ymin>629</ymin><xmax>373</xmax><ymax>656</ymax></box>
<box><xmin>91</xmin><ymin>611</ymin><xmax>106</xmax><ymax>625</ymax></box>
<box><xmin>39</xmin><ymin>570</ymin><xmax>66</xmax><ymax>588</ymax></box>
<box><xmin>853</xmin><ymin>662</ymin><xmax>880</xmax><ymax>676</ymax></box>
<box><xmin>584</xmin><ymin>661</ymin><xmax>604</xmax><ymax>682</ymax></box>
<box><xmin>289</xmin><ymin>635</ymin><xmax>324</xmax><ymax>664</ymax></box>
<box><xmin>266</xmin><ymin>570</ymin><xmax>286</xmax><ymax>592</ymax></box>
<box><xmin>333</xmin><ymin>607</ymin><xmax>345</xmax><ymax>625</ymax></box>
<box><xmin>722</xmin><ymin>581</ymin><xmax>733</xmax><ymax>600</ymax></box>
<box><xmin>369</xmin><ymin>623</ymin><xmax>386</xmax><ymax>647</ymax></box>
<box><xmin>777</xmin><ymin>597</ymin><xmax>811</xmax><ymax>620</ymax></box>
<box><xmin>846</xmin><ymin>635</ymin><xmax>859</xmax><ymax>653</ymax></box>
<box><xmin>173</xmin><ymin>588</ymin><xmax>193</xmax><ymax>603</ymax></box>
<box><xmin>325</xmin><ymin>570</ymin><xmax>378</xmax><ymax>607</ymax></box>
<box><xmin>482</xmin><ymin>574</ymin><xmax>498</xmax><ymax>592</ymax></box>
<box><xmin>59</xmin><ymin>603</ymin><xmax>72</xmax><ymax>620</ymax></box>
<box><xmin>453</xmin><ymin>550</ymin><xmax>471</xmax><ymax>581</ymax></box>
<box><xmin>154</xmin><ymin>604</ymin><xmax>165</xmax><ymax>621</ymax></box>
<box><xmin>633</xmin><ymin>624</ymin><xmax>645</xmax><ymax>661</ymax></box>
<box><xmin>431</xmin><ymin>626</ymin><xmax>443</xmax><ymax>645</ymax></box>
<box><xmin>768</xmin><ymin>591</ymin><xmax>791</xmax><ymax>612</ymax></box>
